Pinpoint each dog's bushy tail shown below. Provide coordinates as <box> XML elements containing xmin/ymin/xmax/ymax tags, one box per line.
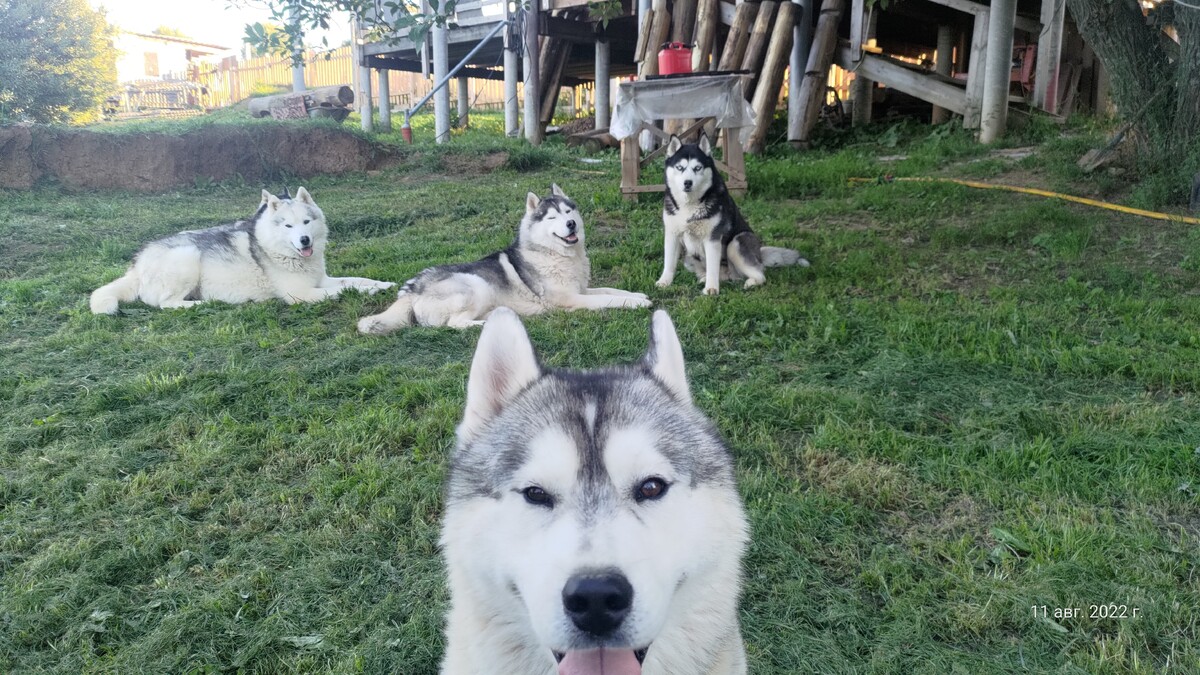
<box><xmin>90</xmin><ymin>270</ymin><xmax>139</xmax><ymax>315</ymax></box>
<box><xmin>357</xmin><ymin>292</ymin><xmax>414</xmax><ymax>335</ymax></box>
<box><xmin>761</xmin><ymin>246</ymin><xmax>810</xmax><ymax>268</ymax></box>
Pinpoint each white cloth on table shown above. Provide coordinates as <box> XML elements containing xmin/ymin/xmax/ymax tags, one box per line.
<box><xmin>609</xmin><ymin>74</ymin><xmax>757</xmax><ymax>144</ymax></box>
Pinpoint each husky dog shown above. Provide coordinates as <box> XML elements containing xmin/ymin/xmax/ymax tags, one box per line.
<box><xmin>357</xmin><ymin>184</ymin><xmax>649</xmax><ymax>334</ymax></box>
<box><xmin>657</xmin><ymin>134</ymin><xmax>809</xmax><ymax>295</ymax></box>
<box><xmin>90</xmin><ymin>188</ymin><xmax>394</xmax><ymax>314</ymax></box>
<box><xmin>440</xmin><ymin>307</ymin><xmax>750</xmax><ymax>675</ymax></box>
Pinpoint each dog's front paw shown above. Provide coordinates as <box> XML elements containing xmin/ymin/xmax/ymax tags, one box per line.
<box><xmin>365</xmin><ymin>281</ymin><xmax>396</xmax><ymax>295</ymax></box>
<box><xmin>703</xmin><ymin>285</ymin><xmax>720</xmax><ymax>296</ymax></box>
<box><xmin>626</xmin><ymin>295</ymin><xmax>653</xmax><ymax>309</ymax></box>
<box><xmin>655</xmin><ymin>276</ymin><xmax>673</xmax><ymax>288</ymax></box>
<box><xmin>743</xmin><ymin>278</ymin><xmax>763</xmax><ymax>289</ymax></box>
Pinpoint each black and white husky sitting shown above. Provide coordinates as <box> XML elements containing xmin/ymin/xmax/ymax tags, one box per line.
<box><xmin>357</xmin><ymin>184</ymin><xmax>650</xmax><ymax>333</ymax></box>
<box><xmin>656</xmin><ymin>134</ymin><xmax>808</xmax><ymax>295</ymax></box>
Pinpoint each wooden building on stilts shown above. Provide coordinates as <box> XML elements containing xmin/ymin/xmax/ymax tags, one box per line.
<box><xmin>354</xmin><ymin>0</ymin><xmax>1107</xmax><ymax>150</ymax></box>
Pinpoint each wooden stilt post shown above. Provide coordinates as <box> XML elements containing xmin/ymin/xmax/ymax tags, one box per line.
<box><xmin>356</xmin><ymin>18</ymin><xmax>373</xmax><ymax>133</ymax></box>
<box><xmin>931</xmin><ymin>25</ymin><xmax>955</xmax><ymax>124</ymax></box>
<box><xmin>523</xmin><ymin>0</ymin><xmax>543</xmax><ymax>144</ymax></box>
<box><xmin>456</xmin><ymin>75</ymin><xmax>470</xmax><ymax>128</ymax></box>
<box><xmin>979</xmin><ymin>0</ymin><xmax>1017</xmax><ymax>143</ymax></box>
<box><xmin>741</xmin><ymin>0</ymin><xmax>778</xmax><ymax>93</ymax></box>
<box><xmin>671</xmin><ymin>0</ymin><xmax>698</xmax><ymax>45</ymax></box>
<box><xmin>850</xmin><ymin>4</ymin><xmax>877</xmax><ymax>126</ymax></box>
<box><xmin>504</xmin><ymin>4</ymin><xmax>520</xmax><ymax>137</ymax></box>
<box><xmin>595</xmin><ymin>37</ymin><xmax>611</xmax><ymax>129</ymax></box>
<box><xmin>377</xmin><ymin>69</ymin><xmax>392</xmax><ymax>132</ymax></box>
<box><xmin>433</xmin><ymin>20</ymin><xmax>450</xmax><ymax>143</ymax></box>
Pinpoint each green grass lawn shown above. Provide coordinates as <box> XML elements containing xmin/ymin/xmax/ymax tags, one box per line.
<box><xmin>2</xmin><ymin>115</ymin><xmax>1199</xmax><ymax>674</ymax></box>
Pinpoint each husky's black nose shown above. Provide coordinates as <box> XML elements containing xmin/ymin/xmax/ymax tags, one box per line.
<box><xmin>683</xmin><ymin>179</ymin><xmax>693</xmax><ymax>192</ymax></box>
<box><xmin>562</xmin><ymin>571</ymin><xmax>633</xmax><ymax>637</ymax></box>
<box><xmin>299</xmin><ymin>235</ymin><xmax>311</xmax><ymax>247</ymax></box>
<box><xmin>566</xmin><ymin>220</ymin><xmax>578</xmax><ymax>233</ymax></box>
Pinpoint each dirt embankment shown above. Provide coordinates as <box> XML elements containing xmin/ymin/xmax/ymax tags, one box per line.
<box><xmin>0</xmin><ymin>125</ymin><xmax>400</xmax><ymax>192</ymax></box>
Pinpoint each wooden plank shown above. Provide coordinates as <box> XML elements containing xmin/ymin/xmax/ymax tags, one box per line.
<box><xmin>834</xmin><ymin>46</ymin><xmax>968</xmax><ymax>114</ymax></box>
<box><xmin>925</xmin><ymin>0</ymin><xmax>1040</xmax><ymax>32</ymax></box>
<box><xmin>746</xmin><ymin>1</ymin><xmax>796</xmax><ymax>154</ymax></box>
<box><xmin>719</xmin><ymin>0</ymin><xmax>735</xmax><ymax>26</ymax></box>
<box><xmin>963</xmin><ymin>12</ymin><xmax>988</xmax><ymax>128</ymax></box>
<box><xmin>740</xmin><ymin>1</ymin><xmax>778</xmax><ymax>75</ymax></box>
<box><xmin>692</xmin><ymin>0</ymin><xmax>719</xmax><ymax>71</ymax></box>
<box><xmin>635</xmin><ymin>8</ymin><xmax>655</xmax><ymax>62</ymax></box>
<box><xmin>620</xmin><ymin>135</ymin><xmax>642</xmax><ymax>201</ymax></box>
<box><xmin>671</xmin><ymin>0</ymin><xmax>698</xmax><ymax>45</ymax></box>
<box><xmin>1033</xmin><ymin>0</ymin><xmax>1065</xmax><ymax>112</ymax></box>
<box><xmin>717</xmin><ymin>2</ymin><xmax>758</xmax><ymax>71</ymax></box>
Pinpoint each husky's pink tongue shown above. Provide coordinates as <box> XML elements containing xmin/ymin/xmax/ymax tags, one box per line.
<box><xmin>299</xmin><ymin>246</ymin><xmax>314</xmax><ymax>257</ymax></box>
<box><xmin>558</xmin><ymin>649</ymin><xmax>641</xmax><ymax>675</ymax></box>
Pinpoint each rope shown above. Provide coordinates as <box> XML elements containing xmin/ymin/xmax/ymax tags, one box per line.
<box><xmin>848</xmin><ymin>176</ymin><xmax>1200</xmax><ymax>225</ymax></box>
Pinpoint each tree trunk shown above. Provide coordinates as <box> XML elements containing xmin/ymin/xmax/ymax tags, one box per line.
<box><xmin>1065</xmin><ymin>0</ymin><xmax>1173</xmax><ymax>145</ymax></box>
<box><xmin>1174</xmin><ymin>9</ymin><xmax>1200</xmax><ymax>146</ymax></box>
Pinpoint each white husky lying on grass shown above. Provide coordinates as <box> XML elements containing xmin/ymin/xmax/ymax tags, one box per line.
<box><xmin>357</xmin><ymin>184</ymin><xmax>649</xmax><ymax>333</ymax></box>
<box><xmin>90</xmin><ymin>187</ymin><xmax>394</xmax><ymax>314</ymax></box>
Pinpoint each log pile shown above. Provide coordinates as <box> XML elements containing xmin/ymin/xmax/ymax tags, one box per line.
<box><xmin>633</xmin><ymin>0</ymin><xmax>807</xmax><ymax>154</ymax></box>
<box><xmin>247</xmin><ymin>85</ymin><xmax>355</xmax><ymax>122</ymax></box>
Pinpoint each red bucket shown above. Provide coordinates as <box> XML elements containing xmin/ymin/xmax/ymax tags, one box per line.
<box><xmin>658</xmin><ymin>42</ymin><xmax>693</xmax><ymax>76</ymax></box>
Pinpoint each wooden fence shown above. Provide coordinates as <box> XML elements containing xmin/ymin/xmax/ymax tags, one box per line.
<box><xmin>195</xmin><ymin>46</ymin><xmax>515</xmax><ymax>114</ymax></box>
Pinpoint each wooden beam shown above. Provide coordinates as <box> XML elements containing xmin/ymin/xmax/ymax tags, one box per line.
<box><xmin>979</xmin><ymin>0</ymin><xmax>1017</xmax><ymax>142</ymax></box>
<box><xmin>717</xmin><ymin>2</ymin><xmax>758</xmax><ymax>71</ymax></box>
<box><xmin>367</xmin><ymin>56</ymin><xmax>505</xmax><ymax>81</ymax></box>
<box><xmin>834</xmin><ymin>46</ymin><xmax>967</xmax><ymax>114</ymax></box>
<box><xmin>747</xmin><ymin>2</ymin><xmax>796</xmax><ymax>153</ymax></box>
<box><xmin>794</xmin><ymin>0</ymin><xmax>845</xmax><ymax>145</ymax></box>
<box><xmin>924</xmin><ymin>0</ymin><xmax>1040</xmax><ymax>33</ymax></box>
<box><xmin>692</xmin><ymin>0</ymin><xmax>719</xmax><ymax>71</ymax></box>
<box><xmin>1033</xmin><ymin>0</ymin><xmax>1065</xmax><ymax>113</ymax></box>
<box><xmin>963</xmin><ymin>11</ymin><xmax>988</xmax><ymax>129</ymax></box>
<box><xmin>671</xmin><ymin>0</ymin><xmax>698</xmax><ymax>44</ymax></box>
<box><xmin>740</xmin><ymin>1</ymin><xmax>778</xmax><ymax>75</ymax></box>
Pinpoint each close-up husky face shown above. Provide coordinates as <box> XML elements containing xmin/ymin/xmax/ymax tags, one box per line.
<box><xmin>259</xmin><ymin>187</ymin><xmax>328</xmax><ymax>258</ymax></box>
<box><xmin>664</xmin><ymin>134</ymin><xmax>715</xmax><ymax>200</ymax></box>
<box><xmin>443</xmin><ymin>308</ymin><xmax>748</xmax><ymax>674</ymax></box>
<box><xmin>524</xmin><ymin>184</ymin><xmax>585</xmax><ymax>253</ymax></box>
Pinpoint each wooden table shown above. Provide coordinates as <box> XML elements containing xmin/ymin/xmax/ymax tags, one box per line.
<box><xmin>610</xmin><ymin>73</ymin><xmax>755</xmax><ymax>202</ymax></box>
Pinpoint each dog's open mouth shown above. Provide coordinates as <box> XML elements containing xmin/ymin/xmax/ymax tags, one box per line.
<box><xmin>298</xmin><ymin>246</ymin><xmax>314</xmax><ymax>257</ymax></box>
<box><xmin>554</xmin><ymin>647</ymin><xmax>647</xmax><ymax>675</ymax></box>
<box><xmin>557</xmin><ymin>233</ymin><xmax>579</xmax><ymax>245</ymax></box>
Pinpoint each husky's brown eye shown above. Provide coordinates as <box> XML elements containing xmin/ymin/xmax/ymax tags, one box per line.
<box><xmin>522</xmin><ymin>486</ymin><xmax>553</xmax><ymax>507</ymax></box>
<box><xmin>636</xmin><ymin>478</ymin><xmax>668</xmax><ymax>502</ymax></box>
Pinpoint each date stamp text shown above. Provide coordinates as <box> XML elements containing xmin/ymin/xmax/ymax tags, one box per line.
<box><xmin>1032</xmin><ymin>604</ymin><xmax>1140</xmax><ymax>620</ymax></box>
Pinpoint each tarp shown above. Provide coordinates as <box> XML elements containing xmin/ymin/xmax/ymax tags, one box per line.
<box><xmin>609</xmin><ymin>74</ymin><xmax>757</xmax><ymax>143</ymax></box>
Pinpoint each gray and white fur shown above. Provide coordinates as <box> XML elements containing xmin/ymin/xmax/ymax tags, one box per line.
<box><xmin>90</xmin><ymin>187</ymin><xmax>394</xmax><ymax>314</ymax></box>
<box><xmin>357</xmin><ymin>184</ymin><xmax>649</xmax><ymax>334</ymax></box>
<box><xmin>440</xmin><ymin>307</ymin><xmax>749</xmax><ymax>675</ymax></box>
<box><xmin>657</xmin><ymin>134</ymin><xmax>809</xmax><ymax>295</ymax></box>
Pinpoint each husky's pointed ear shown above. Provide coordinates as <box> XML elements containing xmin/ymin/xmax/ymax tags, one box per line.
<box><xmin>264</xmin><ymin>191</ymin><xmax>282</xmax><ymax>211</ymax></box>
<box><xmin>280</xmin><ymin>186</ymin><xmax>291</xmax><ymax>199</ymax></box>
<box><xmin>666</xmin><ymin>135</ymin><xmax>682</xmax><ymax>157</ymax></box>
<box><xmin>295</xmin><ymin>187</ymin><xmax>314</xmax><ymax>204</ymax></box>
<box><xmin>550</xmin><ymin>183</ymin><xmax>567</xmax><ymax>198</ymax></box>
<box><xmin>643</xmin><ymin>310</ymin><xmax>690</xmax><ymax>404</ymax></box>
<box><xmin>698</xmin><ymin>132</ymin><xmax>712</xmax><ymax>155</ymax></box>
<box><xmin>260</xmin><ymin>189</ymin><xmax>273</xmax><ymax>206</ymax></box>
<box><xmin>459</xmin><ymin>307</ymin><xmax>542</xmax><ymax>441</ymax></box>
<box><xmin>526</xmin><ymin>191</ymin><xmax>541</xmax><ymax>213</ymax></box>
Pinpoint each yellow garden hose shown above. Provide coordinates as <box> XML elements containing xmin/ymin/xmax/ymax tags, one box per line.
<box><xmin>849</xmin><ymin>176</ymin><xmax>1200</xmax><ymax>225</ymax></box>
